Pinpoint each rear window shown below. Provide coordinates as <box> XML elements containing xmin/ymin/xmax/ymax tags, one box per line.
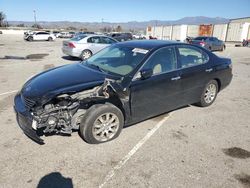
<box><xmin>70</xmin><ymin>35</ymin><xmax>87</xmax><ymax>41</ymax></box>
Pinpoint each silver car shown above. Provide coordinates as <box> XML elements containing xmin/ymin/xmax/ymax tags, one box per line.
<box><xmin>191</xmin><ymin>36</ymin><xmax>226</xmax><ymax>51</ymax></box>
<box><xmin>62</xmin><ymin>34</ymin><xmax>117</xmax><ymax>60</ymax></box>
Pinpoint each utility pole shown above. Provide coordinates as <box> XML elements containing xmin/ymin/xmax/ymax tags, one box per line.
<box><xmin>33</xmin><ymin>10</ymin><xmax>37</xmax><ymax>25</ymax></box>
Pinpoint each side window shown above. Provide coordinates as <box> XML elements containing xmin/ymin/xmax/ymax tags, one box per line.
<box><xmin>38</xmin><ymin>32</ymin><xmax>48</xmax><ymax>35</ymax></box>
<box><xmin>101</xmin><ymin>37</ymin><xmax>116</xmax><ymax>44</ymax></box>
<box><xmin>178</xmin><ymin>46</ymin><xmax>209</xmax><ymax>68</ymax></box>
<box><xmin>87</xmin><ymin>37</ymin><xmax>101</xmax><ymax>44</ymax></box>
<box><xmin>143</xmin><ymin>47</ymin><xmax>177</xmax><ymax>75</ymax></box>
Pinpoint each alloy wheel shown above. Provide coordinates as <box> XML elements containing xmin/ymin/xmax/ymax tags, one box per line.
<box><xmin>81</xmin><ymin>51</ymin><xmax>92</xmax><ymax>60</ymax></box>
<box><xmin>92</xmin><ymin>113</ymin><xmax>120</xmax><ymax>142</ymax></box>
<box><xmin>204</xmin><ymin>83</ymin><xmax>217</xmax><ymax>104</ymax></box>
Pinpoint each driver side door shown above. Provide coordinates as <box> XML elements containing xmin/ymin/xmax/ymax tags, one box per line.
<box><xmin>130</xmin><ymin>46</ymin><xmax>182</xmax><ymax>122</ymax></box>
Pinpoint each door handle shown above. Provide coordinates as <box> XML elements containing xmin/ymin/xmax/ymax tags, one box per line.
<box><xmin>171</xmin><ymin>76</ymin><xmax>181</xmax><ymax>81</ymax></box>
<box><xmin>205</xmin><ymin>68</ymin><xmax>213</xmax><ymax>72</ymax></box>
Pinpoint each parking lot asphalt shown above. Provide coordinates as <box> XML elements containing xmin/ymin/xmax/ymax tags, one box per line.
<box><xmin>0</xmin><ymin>34</ymin><xmax>250</xmax><ymax>188</ymax></box>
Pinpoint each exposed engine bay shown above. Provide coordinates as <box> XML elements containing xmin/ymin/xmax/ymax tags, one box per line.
<box><xmin>29</xmin><ymin>79</ymin><xmax>121</xmax><ymax>136</ymax></box>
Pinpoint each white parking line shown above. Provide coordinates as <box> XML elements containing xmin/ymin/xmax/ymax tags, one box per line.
<box><xmin>0</xmin><ymin>90</ymin><xmax>18</xmax><ymax>96</ymax></box>
<box><xmin>98</xmin><ymin>114</ymin><xmax>171</xmax><ymax>188</ymax></box>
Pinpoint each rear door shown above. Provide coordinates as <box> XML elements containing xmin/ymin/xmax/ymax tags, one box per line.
<box><xmin>87</xmin><ymin>36</ymin><xmax>104</xmax><ymax>54</ymax></box>
<box><xmin>214</xmin><ymin>38</ymin><xmax>223</xmax><ymax>50</ymax></box>
<box><xmin>130</xmin><ymin>46</ymin><xmax>182</xmax><ymax>122</ymax></box>
<box><xmin>176</xmin><ymin>45</ymin><xmax>212</xmax><ymax>104</ymax></box>
<box><xmin>209</xmin><ymin>37</ymin><xmax>220</xmax><ymax>51</ymax></box>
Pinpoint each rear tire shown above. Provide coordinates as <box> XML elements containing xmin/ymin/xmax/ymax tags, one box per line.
<box><xmin>79</xmin><ymin>104</ymin><xmax>124</xmax><ymax>144</ymax></box>
<box><xmin>80</xmin><ymin>49</ymin><xmax>92</xmax><ymax>60</ymax></box>
<box><xmin>196</xmin><ymin>80</ymin><xmax>218</xmax><ymax>107</ymax></box>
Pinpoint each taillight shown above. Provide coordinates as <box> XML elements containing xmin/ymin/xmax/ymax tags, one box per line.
<box><xmin>68</xmin><ymin>42</ymin><xmax>75</xmax><ymax>48</ymax></box>
<box><xmin>199</xmin><ymin>41</ymin><xmax>206</xmax><ymax>46</ymax></box>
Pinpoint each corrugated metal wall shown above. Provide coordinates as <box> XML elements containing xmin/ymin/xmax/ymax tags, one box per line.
<box><xmin>213</xmin><ymin>24</ymin><xmax>228</xmax><ymax>41</ymax></box>
<box><xmin>154</xmin><ymin>26</ymin><xmax>164</xmax><ymax>39</ymax></box>
<box><xmin>226</xmin><ymin>23</ymin><xmax>243</xmax><ymax>41</ymax></box>
<box><xmin>187</xmin><ymin>25</ymin><xmax>199</xmax><ymax>37</ymax></box>
<box><xmin>172</xmin><ymin>25</ymin><xmax>181</xmax><ymax>41</ymax></box>
<box><xmin>162</xmin><ymin>26</ymin><xmax>172</xmax><ymax>40</ymax></box>
<box><xmin>147</xmin><ymin>19</ymin><xmax>250</xmax><ymax>42</ymax></box>
<box><xmin>248</xmin><ymin>26</ymin><xmax>250</xmax><ymax>39</ymax></box>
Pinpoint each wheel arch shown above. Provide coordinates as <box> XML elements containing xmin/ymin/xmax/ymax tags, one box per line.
<box><xmin>213</xmin><ymin>78</ymin><xmax>221</xmax><ymax>92</ymax></box>
<box><xmin>81</xmin><ymin>95</ymin><xmax>127</xmax><ymax>122</ymax></box>
<box><xmin>82</xmin><ymin>49</ymin><xmax>93</xmax><ymax>54</ymax></box>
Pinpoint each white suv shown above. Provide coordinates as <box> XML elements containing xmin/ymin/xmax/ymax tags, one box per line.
<box><xmin>24</xmin><ymin>32</ymin><xmax>56</xmax><ymax>41</ymax></box>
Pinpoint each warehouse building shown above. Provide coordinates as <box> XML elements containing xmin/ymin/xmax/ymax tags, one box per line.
<box><xmin>146</xmin><ymin>17</ymin><xmax>250</xmax><ymax>42</ymax></box>
<box><xmin>226</xmin><ymin>17</ymin><xmax>250</xmax><ymax>42</ymax></box>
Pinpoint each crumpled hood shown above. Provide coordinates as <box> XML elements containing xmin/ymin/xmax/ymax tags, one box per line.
<box><xmin>21</xmin><ymin>63</ymin><xmax>108</xmax><ymax>104</ymax></box>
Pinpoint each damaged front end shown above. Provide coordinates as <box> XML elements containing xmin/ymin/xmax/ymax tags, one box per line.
<box><xmin>14</xmin><ymin>78</ymin><xmax>125</xmax><ymax>144</ymax></box>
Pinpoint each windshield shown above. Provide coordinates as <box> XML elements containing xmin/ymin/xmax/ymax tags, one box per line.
<box><xmin>83</xmin><ymin>45</ymin><xmax>148</xmax><ymax>76</ymax></box>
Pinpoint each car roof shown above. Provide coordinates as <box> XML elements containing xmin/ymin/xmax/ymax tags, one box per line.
<box><xmin>116</xmin><ymin>40</ymin><xmax>182</xmax><ymax>50</ymax></box>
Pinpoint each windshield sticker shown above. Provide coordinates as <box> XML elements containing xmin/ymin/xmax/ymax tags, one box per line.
<box><xmin>132</xmin><ymin>48</ymin><xmax>149</xmax><ymax>54</ymax></box>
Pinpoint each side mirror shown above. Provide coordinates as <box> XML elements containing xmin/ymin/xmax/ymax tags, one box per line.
<box><xmin>140</xmin><ymin>69</ymin><xmax>153</xmax><ymax>80</ymax></box>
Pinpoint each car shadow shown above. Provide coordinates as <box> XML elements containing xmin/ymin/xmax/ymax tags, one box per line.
<box><xmin>37</xmin><ymin>172</ymin><xmax>73</xmax><ymax>188</ymax></box>
<box><xmin>61</xmin><ymin>56</ymin><xmax>81</xmax><ymax>61</ymax></box>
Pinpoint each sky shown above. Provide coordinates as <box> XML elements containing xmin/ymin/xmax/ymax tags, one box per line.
<box><xmin>0</xmin><ymin>0</ymin><xmax>250</xmax><ymax>22</ymax></box>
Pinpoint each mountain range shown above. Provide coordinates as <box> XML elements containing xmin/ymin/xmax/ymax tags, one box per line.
<box><xmin>9</xmin><ymin>16</ymin><xmax>229</xmax><ymax>31</ymax></box>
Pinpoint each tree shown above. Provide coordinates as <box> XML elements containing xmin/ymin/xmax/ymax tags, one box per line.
<box><xmin>66</xmin><ymin>26</ymin><xmax>77</xmax><ymax>30</ymax></box>
<box><xmin>116</xmin><ymin>25</ymin><xmax>122</xmax><ymax>32</ymax></box>
<box><xmin>17</xmin><ymin>23</ymin><xmax>25</xmax><ymax>27</ymax></box>
<box><xmin>32</xmin><ymin>24</ymin><xmax>42</xmax><ymax>29</ymax></box>
<box><xmin>0</xmin><ymin>11</ymin><xmax>6</xmax><ymax>27</ymax></box>
<box><xmin>80</xmin><ymin>28</ymin><xmax>88</xmax><ymax>32</ymax></box>
<box><xmin>100</xmin><ymin>26</ymin><xmax>112</xmax><ymax>33</ymax></box>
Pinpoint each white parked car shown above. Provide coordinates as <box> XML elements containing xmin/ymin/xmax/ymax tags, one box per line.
<box><xmin>24</xmin><ymin>31</ymin><xmax>56</xmax><ymax>41</ymax></box>
<box><xmin>52</xmin><ymin>31</ymin><xmax>61</xmax><ymax>38</ymax></box>
<box><xmin>59</xmin><ymin>32</ymin><xmax>72</xmax><ymax>38</ymax></box>
<box><xmin>133</xmin><ymin>34</ymin><xmax>146</xmax><ymax>40</ymax></box>
<box><xmin>62</xmin><ymin>34</ymin><xmax>118</xmax><ymax>60</ymax></box>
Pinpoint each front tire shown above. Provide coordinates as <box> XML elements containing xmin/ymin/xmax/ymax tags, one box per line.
<box><xmin>221</xmin><ymin>45</ymin><xmax>226</xmax><ymax>51</ymax></box>
<box><xmin>27</xmin><ymin>36</ymin><xmax>33</xmax><ymax>41</ymax></box>
<box><xmin>80</xmin><ymin>49</ymin><xmax>92</xmax><ymax>60</ymax></box>
<box><xmin>79</xmin><ymin>104</ymin><xmax>124</xmax><ymax>144</ymax></box>
<box><xmin>196</xmin><ymin>80</ymin><xmax>218</xmax><ymax>107</ymax></box>
<box><xmin>48</xmin><ymin>37</ymin><xmax>53</xmax><ymax>41</ymax></box>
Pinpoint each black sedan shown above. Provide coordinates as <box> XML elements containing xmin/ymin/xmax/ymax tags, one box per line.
<box><xmin>14</xmin><ymin>40</ymin><xmax>232</xmax><ymax>144</ymax></box>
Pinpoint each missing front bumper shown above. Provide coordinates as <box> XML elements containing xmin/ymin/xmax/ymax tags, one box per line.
<box><xmin>14</xmin><ymin>93</ymin><xmax>44</xmax><ymax>145</ymax></box>
<box><xmin>15</xmin><ymin>111</ymin><xmax>44</xmax><ymax>144</ymax></box>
